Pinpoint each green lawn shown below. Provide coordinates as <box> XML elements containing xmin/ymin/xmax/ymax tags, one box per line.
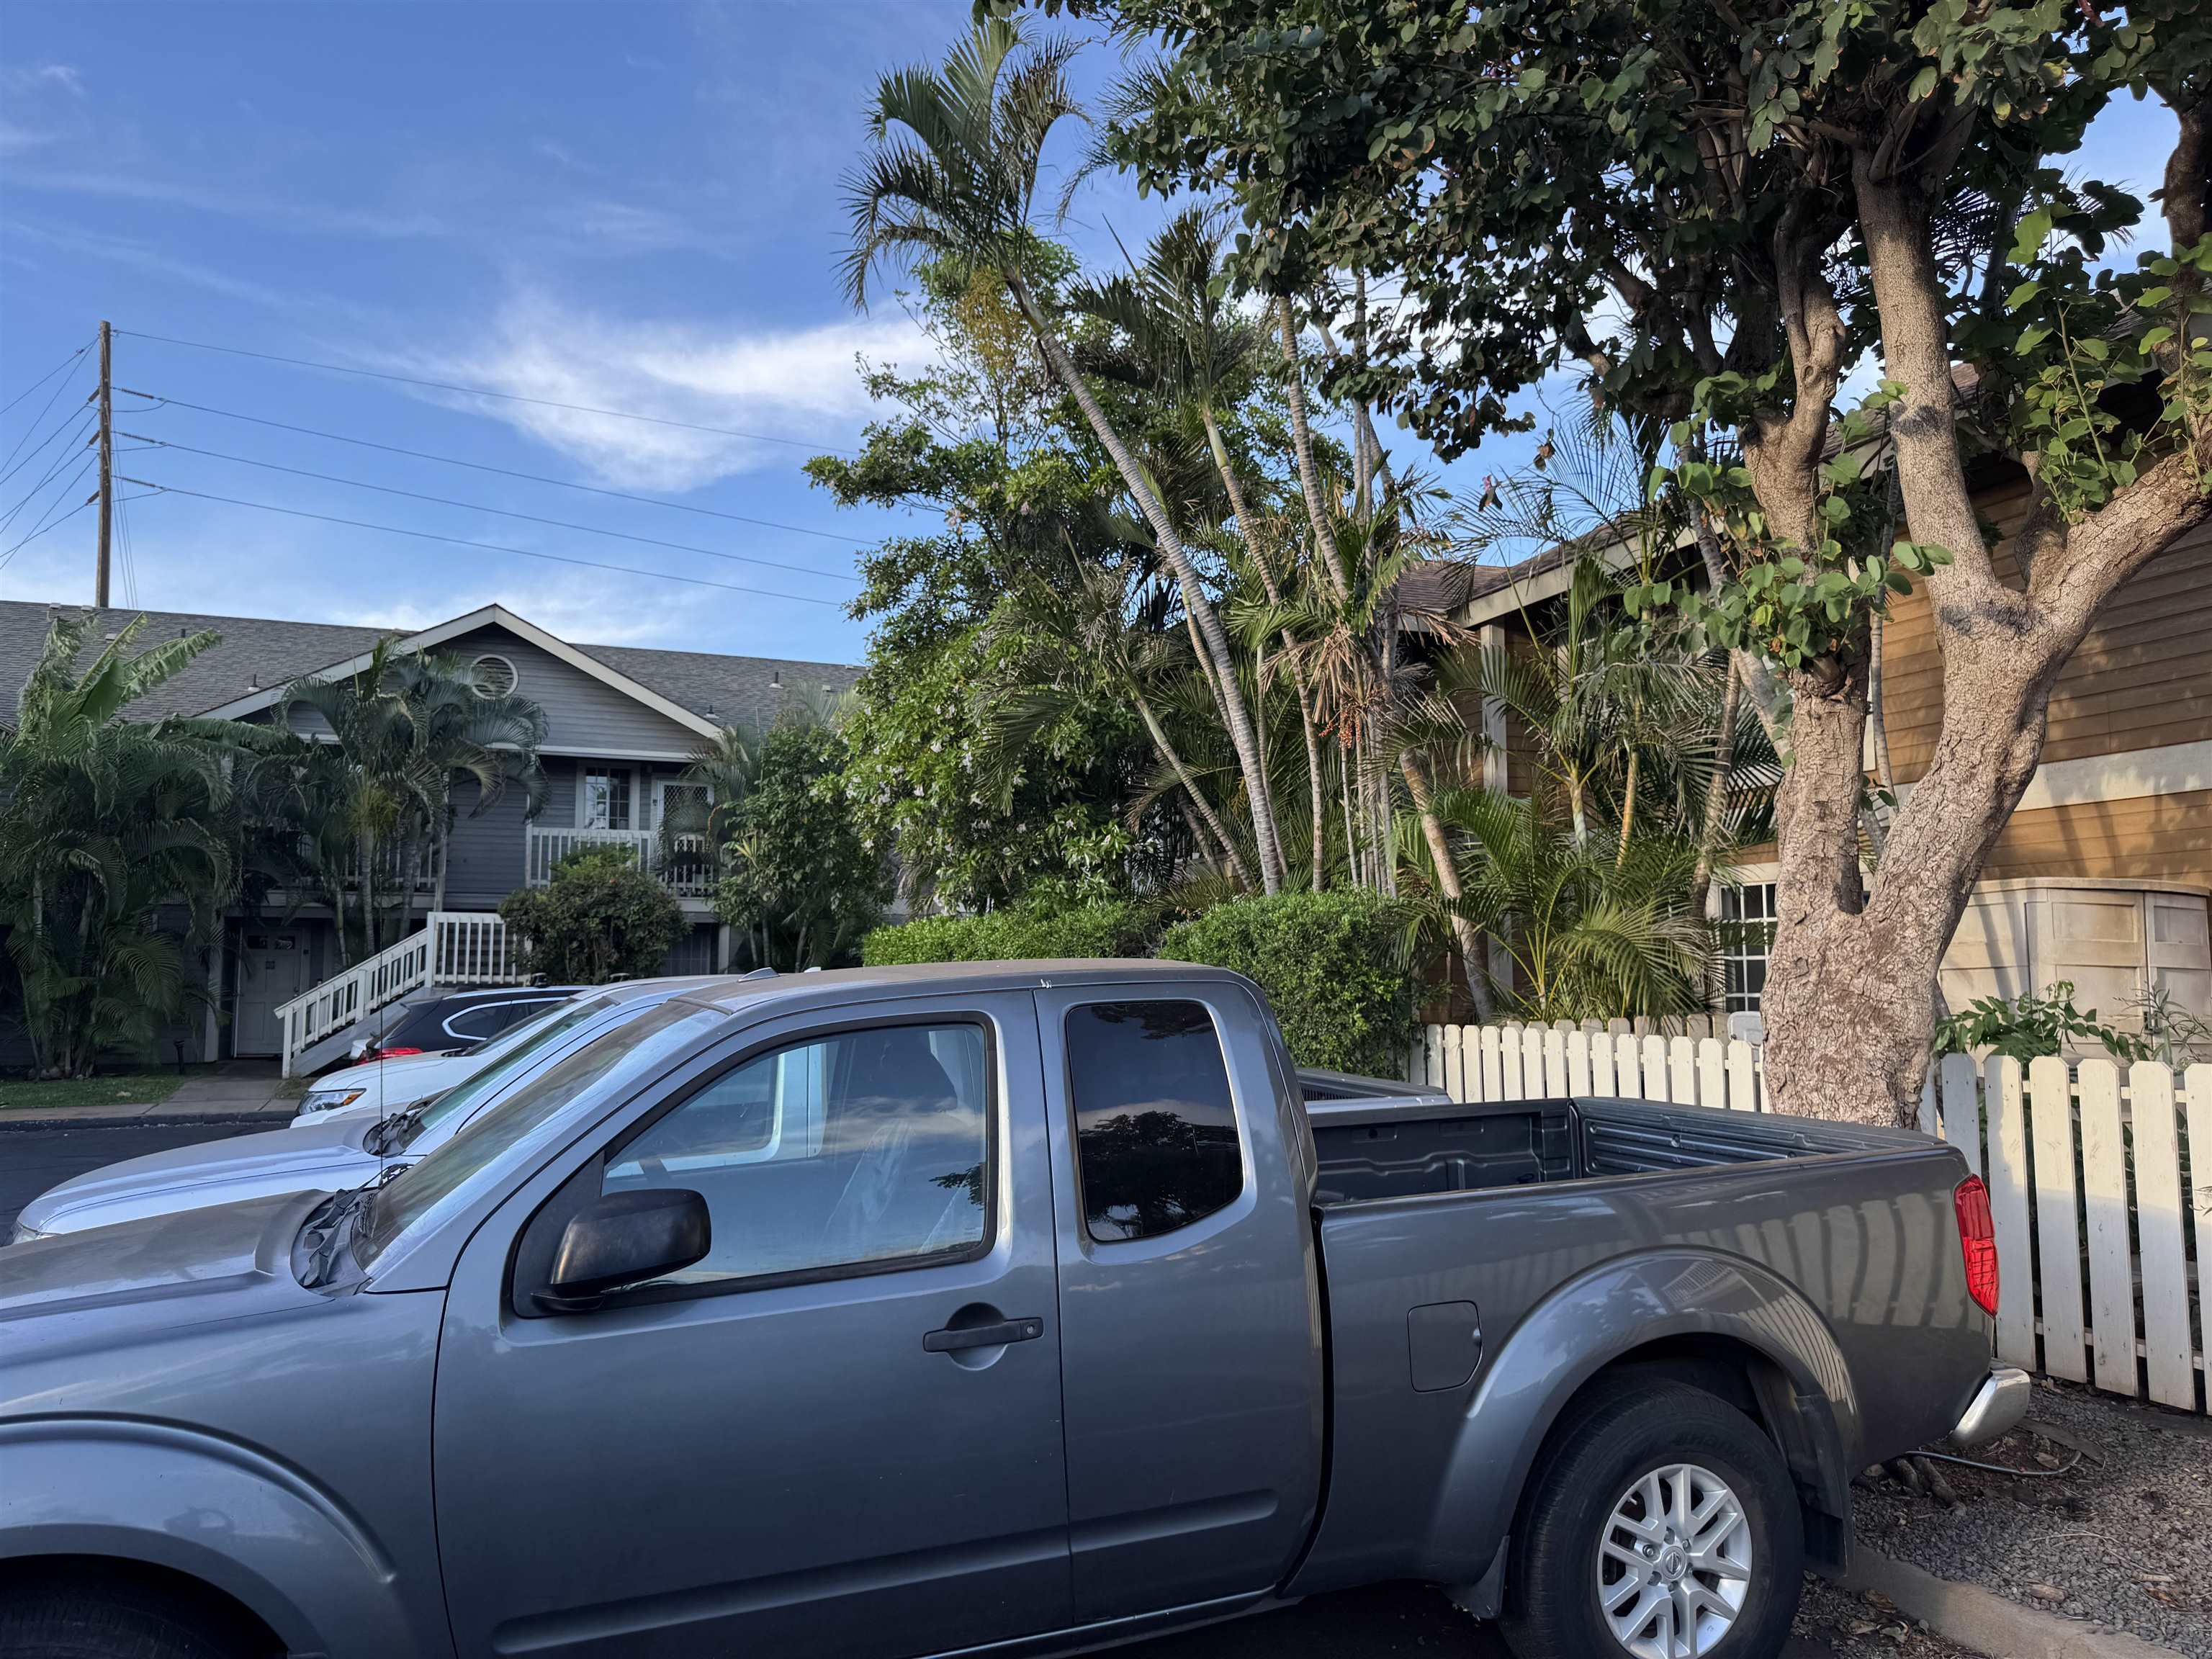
<box><xmin>0</xmin><ymin>1071</ymin><xmax>186</xmax><ymax>1112</ymax></box>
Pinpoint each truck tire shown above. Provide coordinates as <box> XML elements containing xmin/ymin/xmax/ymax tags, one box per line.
<box><xmin>1501</xmin><ymin>1378</ymin><xmax>1803</xmax><ymax>1659</ymax></box>
<box><xmin>0</xmin><ymin>1573</ymin><xmax>251</xmax><ymax>1659</ymax></box>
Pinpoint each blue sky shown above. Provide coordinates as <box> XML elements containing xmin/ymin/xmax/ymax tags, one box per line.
<box><xmin>0</xmin><ymin>3</ymin><xmax>2185</xmax><ymax>666</ymax></box>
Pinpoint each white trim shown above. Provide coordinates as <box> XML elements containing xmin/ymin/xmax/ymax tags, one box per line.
<box><xmin>199</xmin><ymin>603</ymin><xmax>722</xmax><ymax>739</ymax></box>
<box><xmin>535</xmin><ymin>745</ymin><xmax>698</xmax><ymax>763</ymax></box>
<box><xmin>2010</xmin><ymin>739</ymin><xmax>2212</xmax><ymax>814</ymax></box>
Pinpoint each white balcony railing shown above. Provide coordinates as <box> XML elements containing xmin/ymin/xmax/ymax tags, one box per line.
<box><xmin>526</xmin><ymin>826</ymin><xmax>718</xmax><ymax>900</ymax></box>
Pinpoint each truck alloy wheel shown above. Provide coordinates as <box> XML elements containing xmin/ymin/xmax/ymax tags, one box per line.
<box><xmin>1502</xmin><ymin>1377</ymin><xmax>1802</xmax><ymax>1659</ymax></box>
<box><xmin>1597</xmin><ymin>1462</ymin><xmax>1753</xmax><ymax>1658</ymax></box>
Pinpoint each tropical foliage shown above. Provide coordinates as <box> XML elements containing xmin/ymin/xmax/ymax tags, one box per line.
<box><xmin>811</xmin><ymin>18</ymin><xmax>1766</xmax><ymax>1039</ymax></box>
<box><xmin>498</xmin><ymin>846</ymin><xmax>685</xmax><ymax>985</ymax></box>
<box><xmin>1160</xmin><ymin>890</ymin><xmax>1418</xmax><ymax>1076</ymax></box>
<box><xmin>278</xmin><ymin>646</ymin><xmax>547</xmax><ymax>963</ymax></box>
<box><xmin>714</xmin><ymin>724</ymin><xmax>891</xmax><ymax>972</ymax></box>
<box><xmin>0</xmin><ymin>616</ymin><xmax>252</xmax><ymax>1076</ymax></box>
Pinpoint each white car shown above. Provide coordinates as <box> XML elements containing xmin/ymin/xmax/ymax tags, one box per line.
<box><xmin>11</xmin><ymin>980</ymin><xmax>724</xmax><ymax>1243</ymax></box>
<box><xmin>292</xmin><ymin>994</ymin><xmax>593</xmax><ymax>1127</ymax></box>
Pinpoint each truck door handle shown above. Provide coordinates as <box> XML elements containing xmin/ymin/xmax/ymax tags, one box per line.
<box><xmin>924</xmin><ymin>1316</ymin><xmax>1043</xmax><ymax>1353</ymax></box>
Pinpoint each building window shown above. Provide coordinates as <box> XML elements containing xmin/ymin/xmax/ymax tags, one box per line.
<box><xmin>582</xmin><ymin>770</ymin><xmax>633</xmax><ymax>830</ymax></box>
<box><xmin>469</xmin><ymin>653</ymin><xmax>519</xmax><ymax>698</ymax></box>
<box><xmin>1720</xmin><ymin>883</ymin><xmax>1778</xmax><ymax>1014</ymax></box>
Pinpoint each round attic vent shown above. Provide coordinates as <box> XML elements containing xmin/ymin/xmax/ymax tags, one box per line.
<box><xmin>470</xmin><ymin>653</ymin><xmax>519</xmax><ymax>699</ymax></box>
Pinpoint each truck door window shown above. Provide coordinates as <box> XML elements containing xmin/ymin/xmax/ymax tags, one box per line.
<box><xmin>1064</xmin><ymin>1000</ymin><xmax>1242</xmax><ymax>1242</ymax></box>
<box><xmin>600</xmin><ymin>1022</ymin><xmax>992</xmax><ymax>1291</ymax></box>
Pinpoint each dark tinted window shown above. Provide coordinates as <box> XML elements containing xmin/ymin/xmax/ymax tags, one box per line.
<box><xmin>1065</xmin><ymin>1000</ymin><xmax>1242</xmax><ymax>1242</ymax></box>
<box><xmin>444</xmin><ymin>1000</ymin><xmax>543</xmax><ymax>1043</ymax></box>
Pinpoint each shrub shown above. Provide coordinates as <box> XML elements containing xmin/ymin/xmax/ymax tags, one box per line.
<box><xmin>863</xmin><ymin>899</ymin><xmax>1152</xmax><ymax>966</ymax></box>
<box><xmin>499</xmin><ymin>845</ymin><xmax>685</xmax><ymax>984</ymax></box>
<box><xmin>715</xmin><ymin>725</ymin><xmax>888</xmax><ymax>971</ymax></box>
<box><xmin>1159</xmin><ymin>890</ymin><xmax>1416</xmax><ymax>1078</ymax></box>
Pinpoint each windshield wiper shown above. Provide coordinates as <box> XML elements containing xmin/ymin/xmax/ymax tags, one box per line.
<box><xmin>365</xmin><ymin>1104</ymin><xmax>427</xmax><ymax>1158</ymax></box>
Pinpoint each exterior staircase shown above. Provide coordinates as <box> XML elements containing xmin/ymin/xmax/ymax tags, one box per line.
<box><xmin>276</xmin><ymin>912</ymin><xmax>528</xmax><ymax>1076</ymax></box>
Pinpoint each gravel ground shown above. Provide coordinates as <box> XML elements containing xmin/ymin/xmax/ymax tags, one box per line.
<box><xmin>1852</xmin><ymin>1377</ymin><xmax>2212</xmax><ymax>1655</ymax></box>
<box><xmin>1794</xmin><ymin>1575</ymin><xmax>1973</xmax><ymax>1658</ymax></box>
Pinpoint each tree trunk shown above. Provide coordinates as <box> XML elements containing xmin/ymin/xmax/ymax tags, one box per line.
<box><xmin>1202</xmin><ymin>405</ymin><xmax>1327</xmax><ymax>890</ymax></box>
<box><xmin>1688</xmin><ymin>657</ymin><xmax>1740</xmax><ymax>917</ymax></box>
<box><xmin>1277</xmin><ymin>295</ymin><xmax>1353</xmax><ymax>602</ymax></box>
<box><xmin>1006</xmin><ymin>270</ymin><xmax>1285</xmax><ymax>893</ymax></box>
<box><xmin>1133</xmin><ymin>691</ymin><xmax>1255</xmax><ymax>892</ymax></box>
<box><xmin>1399</xmin><ymin>752</ymin><xmax>1496</xmax><ymax>1022</ymax></box>
<box><xmin>1758</xmin><ymin>156</ymin><xmax>2212</xmax><ymax>1125</ymax></box>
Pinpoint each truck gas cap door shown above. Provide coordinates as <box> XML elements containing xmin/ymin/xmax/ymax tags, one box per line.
<box><xmin>1408</xmin><ymin>1300</ymin><xmax>1483</xmax><ymax>1393</ymax></box>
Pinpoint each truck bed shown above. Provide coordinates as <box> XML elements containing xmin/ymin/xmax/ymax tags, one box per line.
<box><xmin>1287</xmin><ymin>1090</ymin><xmax>1991</xmax><ymax>1599</ymax></box>
<box><xmin>1305</xmin><ymin>1091</ymin><xmax>1929</xmax><ymax>1205</ymax></box>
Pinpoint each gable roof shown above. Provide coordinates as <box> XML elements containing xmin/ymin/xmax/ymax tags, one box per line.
<box><xmin>0</xmin><ymin>600</ymin><xmax>860</xmax><ymax>738</ymax></box>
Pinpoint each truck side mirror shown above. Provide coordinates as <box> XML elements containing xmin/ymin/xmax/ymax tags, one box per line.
<box><xmin>532</xmin><ymin>1187</ymin><xmax>710</xmax><ymax>1313</ymax></box>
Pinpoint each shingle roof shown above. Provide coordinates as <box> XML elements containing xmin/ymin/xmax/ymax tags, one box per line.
<box><xmin>579</xmin><ymin>642</ymin><xmax>859</xmax><ymax>732</ymax></box>
<box><xmin>0</xmin><ymin>601</ymin><xmax>859</xmax><ymax>730</ymax></box>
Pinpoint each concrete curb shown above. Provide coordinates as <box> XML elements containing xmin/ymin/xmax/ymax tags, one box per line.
<box><xmin>1839</xmin><ymin>1547</ymin><xmax>2184</xmax><ymax>1659</ymax></box>
<box><xmin>0</xmin><ymin>1111</ymin><xmax>280</xmax><ymax>1133</ymax></box>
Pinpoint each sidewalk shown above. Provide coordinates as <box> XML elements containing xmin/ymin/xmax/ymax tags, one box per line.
<box><xmin>0</xmin><ymin>1061</ymin><xmax>302</xmax><ymax>1128</ymax></box>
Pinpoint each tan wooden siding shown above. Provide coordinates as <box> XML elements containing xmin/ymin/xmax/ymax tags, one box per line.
<box><xmin>1881</xmin><ymin>493</ymin><xmax>2212</xmax><ymax>782</ymax></box>
<box><xmin>1980</xmin><ymin>791</ymin><xmax>2212</xmax><ymax>894</ymax></box>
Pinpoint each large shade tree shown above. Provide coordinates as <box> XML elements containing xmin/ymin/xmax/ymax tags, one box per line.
<box><xmin>1062</xmin><ymin>0</ymin><xmax>2212</xmax><ymax>1124</ymax></box>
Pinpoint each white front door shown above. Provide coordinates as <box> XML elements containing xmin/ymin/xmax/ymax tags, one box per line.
<box><xmin>234</xmin><ymin>932</ymin><xmax>310</xmax><ymax>1057</ymax></box>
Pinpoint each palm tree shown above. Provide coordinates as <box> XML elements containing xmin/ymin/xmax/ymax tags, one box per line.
<box><xmin>280</xmin><ymin>644</ymin><xmax>547</xmax><ymax>959</ymax></box>
<box><xmin>0</xmin><ymin>613</ymin><xmax>243</xmax><ymax>1076</ymax></box>
<box><xmin>980</xmin><ymin>552</ymin><xmax>1259</xmax><ymax>891</ymax></box>
<box><xmin>1070</xmin><ymin>208</ymin><xmax>1328</xmax><ymax>890</ymax></box>
<box><xmin>842</xmin><ymin>19</ymin><xmax>1287</xmax><ymax>892</ymax></box>
<box><xmin>1406</xmin><ymin>786</ymin><xmax>1716</xmax><ymax>1023</ymax></box>
<box><xmin>385</xmin><ymin>652</ymin><xmax>549</xmax><ymax>915</ymax></box>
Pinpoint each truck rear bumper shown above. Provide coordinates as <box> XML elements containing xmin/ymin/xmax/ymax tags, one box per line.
<box><xmin>1948</xmin><ymin>1365</ymin><xmax>2031</xmax><ymax>1449</ymax></box>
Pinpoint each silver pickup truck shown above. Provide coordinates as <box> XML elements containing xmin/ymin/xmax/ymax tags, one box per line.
<box><xmin>0</xmin><ymin>961</ymin><xmax>2022</xmax><ymax>1659</ymax></box>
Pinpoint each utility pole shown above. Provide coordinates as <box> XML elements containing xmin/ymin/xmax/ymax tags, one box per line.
<box><xmin>94</xmin><ymin>318</ymin><xmax>113</xmax><ymax>608</ymax></box>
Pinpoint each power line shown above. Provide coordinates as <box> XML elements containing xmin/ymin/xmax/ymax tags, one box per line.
<box><xmin>115</xmin><ymin>389</ymin><xmax>873</xmax><ymax>545</ymax></box>
<box><xmin>0</xmin><ymin>456</ymin><xmax>96</xmax><ymax>572</ymax></box>
<box><xmin>117</xmin><ymin>330</ymin><xmax>855</xmax><ymax>454</ymax></box>
<box><xmin>0</xmin><ymin>406</ymin><xmax>91</xmax><ymax>494</ymax></box>
<box><xmin>0</xmin><ymin>338</ymin><xmax>92</xmax><ymax>417</ymax></box>
<box><xmin>117</xmin><ymin>477</ymin><xmax>850</xmax><ymax>608</ymax></box>
<box><xmin>0</xmin><ymin>417</ymin><xmax>95</xmax><ymax>534</ymax></box>
<box><xmin>119</xmin><ymin>431</ymin><xmax>863</xmax><ymax>585</ymax></box>
<box><xmin>0</xmin><ymin>355</ymin><xmax>89</xmax><ymax>477</ymax></box>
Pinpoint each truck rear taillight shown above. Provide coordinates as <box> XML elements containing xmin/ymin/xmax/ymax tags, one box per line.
<box><xmin>1954</xmin><ymin>1175</ymin><xmax>1998</xmax><ymax>1316</ymax></box>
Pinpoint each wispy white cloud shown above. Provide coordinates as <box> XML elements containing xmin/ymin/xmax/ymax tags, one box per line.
<box><xmin>1</xmin><ymin>61</ymin><xmax>84</xmax><ymax>97</ymax></box>
<box><xmin>5</xmin><ymin>218</ymin><xmax>301</xmax><ymax>310</ymax></box>
<box><xmin>4</xmin><ymin>166</ymin><xmax>446</xmax><ymax>240</ymax></box>
<box><xmin>422</xmin><ymin>291</ymin><xmax>935</xmax><ymax>491</ymax></box>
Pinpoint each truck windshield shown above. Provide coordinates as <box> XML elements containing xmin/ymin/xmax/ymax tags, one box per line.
<box><xmin>358</xmin><ymin>999</ymin><xmax>726</xmax><ymax>1268</ymax></box>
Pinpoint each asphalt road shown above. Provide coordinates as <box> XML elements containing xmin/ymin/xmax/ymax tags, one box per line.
<box><xmin>0</xmin><ymin>1117</ymin><xmax>268</xmax><ymax>1235</ymax></box>
<box><xmin>0</xmin><ymin>1121</ymin><xmax>1867</xmax><ymax>1659</ymax></box>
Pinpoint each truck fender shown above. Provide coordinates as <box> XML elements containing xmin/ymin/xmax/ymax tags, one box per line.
<box><xmin>0</xmin><ymin>1417</ymin><xmax>439</xmax><ymax>1659</ymax></box>
<box><xmin>1414</xmin><ymin>1249</ymin><xmax>1861</xmax><ymax>1588</ymax></box>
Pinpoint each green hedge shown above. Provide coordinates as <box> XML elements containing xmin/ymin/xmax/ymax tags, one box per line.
<box><xmin>862</xmin><ymin>900</ymin><xmax>1152</xmax><ymax>966</ymax></box>
<box><xmin>1159</xmin><ymin>890</ymin><xmax>1415</xmax><ymax>1077</ymax></box>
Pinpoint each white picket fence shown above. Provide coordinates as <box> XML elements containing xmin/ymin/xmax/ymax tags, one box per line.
<box><xmin>1415</xmin><ymin>1020</ymin><xmax>2210</xmax><ymax>1416</ymax></box>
